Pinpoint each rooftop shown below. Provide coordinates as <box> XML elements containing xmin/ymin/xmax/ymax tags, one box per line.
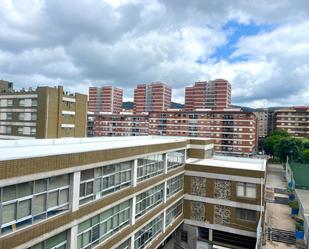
<box><xmin>186</xmin><ymin>155</ymin><xmax>266</xmax><ymax>171</ymax></box>
<box><xmin>0</xmin><ymin>136</ymin><xmax>191</xmax><ymax>161</ymax></box>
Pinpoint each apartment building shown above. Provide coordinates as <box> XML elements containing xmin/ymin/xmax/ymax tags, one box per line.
<box><xmin>0</xmin><ymin>85</ymin><xmax>87</xmax><ymax>139</ymax></box>
<box><xmin>88</xmin><ymin>86</ymin><xmax>123</xmax><ymax>113</ymax></box>
<box><xmin>254</xmin><ymin>110</ymin><xmax>269</xmax><ymax>139</ymax></box>
<box><xmin>0</xmin><ymin>80</ymin><xmax>13</xmax><ymax>93</ymax></box>
<box><xmin>185</xmin><ymin>79</ymin><xmax>231</xmax><ymax>110</ymax></box>
<box><xmin>275</xmin><ymin>106</ymin><xmax>309</xmax><ymax>137</ymax></box>
<box><xmin>88</xmin><ymin>113</ymin><xmax>149</xmax><ymax>137</ymax></box>
<box><xmin>0</xmin><ymin>136</ymin><xmax>266</xmax><ymax>249</ymax></box>
<box><xmin>149</xmin><ymin>110</ymin><xmax>258</xmax><ymax>155</ymax></box>
<box><xmin>178</xmin><ymin>154</ymin><xmax>266</xmax><ymax>249</ymax></box>
<box><xmin>134</xmin><ymin>82</ymin><xmax>171</xmax><ymax>113</ymax></box>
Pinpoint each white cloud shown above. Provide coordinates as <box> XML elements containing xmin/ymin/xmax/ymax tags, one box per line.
<box><xmin>0</xmin><ymin>0</ymin><xmax>308</xmax><ymax>107</ymax></box>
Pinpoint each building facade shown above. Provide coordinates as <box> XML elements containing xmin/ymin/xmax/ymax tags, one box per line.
<box><xmin>254</xmin><ymin>110</ymin><xmax>269</xmax><ymax>139</ymax></box>
<box><xmin>177</xmin><ymin>154</ymin><xmax>266</xmax><ymax>249</ymax></box>
<box><xmin>148</xmin><ymin>110</ymin><xmax>258</xmax><ymax>155</ymax></box>
<box><xmin>134</xmin><ymin>82</ymin><xmax>171</xmax><ymax>113</ymax></box>
<box><xmin>0</xmin><ymin>86</ymin><xmax>87</xmax><ymax>139</ymax></box>
<box><xmin>185</xmin><ymin>79</ymin><xmax>231</xmax><ymax>110</ymax></box>
<box><xmin>88</xmin><ymin>113</ymin><xmax>149</xmax><ymax>137</ymax></box>
<box><xmin>0</xmin><ymin>136</ymin><xmax>266</xmax><ymax>249</ymax></box>
<box><xmin>275</xmin><ymin>106</ymin><xmax>309</xmax><ymax>137</ymax></box>
<box><xmin>0</xmin><ymin>80</ymin><xmax>13</xmax><ymax>93</ymax></box>
<box><xmin>88</xmin><ymin>86</ymin><xmax>123</xmax><ymax>114</ymax></box>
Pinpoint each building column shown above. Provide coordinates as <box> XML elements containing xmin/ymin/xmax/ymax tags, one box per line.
<box><xmin>209</xmin><ymin>228</ymin><xmax>213</xmax><ymax>241</ymax></box>
<box><xmin>131</xmin><ymin>196</ymin><xmax>136</xmax><ymax>225</ymax></box>
<box><xmin>163</xmin><ymin>181</ymin><xmax>167</xmax><ymax>203</ymax></box>
<box><xmin>68</xmin><ymin>225</ymin><xmax>78</xmax><ymax>249</ymax></box>
<box><xmin>130</xmin><ymin>234</ymin><xmax>135</xmax><ymax>249</ymax></box>
<box><xmin>163</xmin><ymin>210</ymin><xmax>166</xmax><ymax>233</ymax></box>
<box><xmin>70</xmin><ymin>171</ymin><xmax>80</xmax><ymax>212</ymax></box>
<box><xmin>163</xmin><ymin>153</ymin><xmax>168</xmax><ymax>174</ymax></box>
<box><xmin>132</xmin><ymin>159</ymin><xmax>138</xmax><ymax>187</ymax></box>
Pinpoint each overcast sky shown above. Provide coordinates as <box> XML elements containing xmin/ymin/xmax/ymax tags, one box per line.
<box><xmin>1</xmin><ymin>0</ymin><xmax>309</xmax><ymax>107</ymax></box>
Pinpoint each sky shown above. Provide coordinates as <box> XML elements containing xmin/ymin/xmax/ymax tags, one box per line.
<box><xmin>1</xmin><ymin>0</ymin><xmax>309</xmax><ymax>107</ymax></box>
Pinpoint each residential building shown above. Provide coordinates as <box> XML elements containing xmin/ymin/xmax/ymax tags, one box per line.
<box><xmin>0</xmin><ymin>80</ymin><xmax>13</xmax><ymax>93</ymax></box>
<box><xmin>0</xmin><ymin>136</ymin><xmax>266</xmax><ymax>249</ymax></box>
<box><xmin>88</xmin><ymin>112</ymin><xmax>149</xmax><ymax>137</ymax></box>
<box><xmin>275</xmin><ymin>106</ymin><xmax>309</xmax><ymax>137</ymax></box>
<box><xmin>149</xmin><ymin>109</ymin><xmax>258</xmax><ymax>155</ymax></box>
<box><xmin>88</xmin><ymin>86</ymin><xmax>123</xmax><ymax>113</ymax></box>
<box><xmin>0</xmin><ymin>85</ymin><xmax>87</xmax><ymax>139</ymax></box>
<box><xmin>254</xmin><ymin>109</ymin><xmax>269</xmax><ymax>139</ymax></box>
<box><xmin>185</xmin><ymin>79</ymin><xmax>231</xmax><ymax>110</ymax></box>
<box><xmin>134</xmin><ymin>82</ymin><xmax>171</xmax><ymax>113</ymax></box>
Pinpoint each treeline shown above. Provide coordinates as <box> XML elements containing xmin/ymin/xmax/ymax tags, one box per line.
<box><xmin>263</xmin><ymin>130</ymin><xmax>309</xmax><ymax>163</ymax></box>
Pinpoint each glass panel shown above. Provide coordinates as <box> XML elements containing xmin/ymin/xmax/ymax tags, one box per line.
<box><xmin>86</xmin><ymin>182</ymin><xmax>93</xmax><ymax>195</ymax></box>
<box><xmin>82</xmin><ymin>231</ymin><xmax>91</xmax><ymax>247</ymax></box>
<box><xmin>49</xmin><ymin>175</ymin><xmax>69</xmax><ymax>190</ymax></box>
<box><xmin>246</xmin><ymin>184</ymin><xmax>256</xmax><ymax>198</ymax></box>
<box><xmin>17</xmin><ymin>182</ymin><xmax>33</xmax><ymax>198</ymax></box>
<box><xmin>2</xmin><ymin>203</ymin><xmax>16</xmax><ymax>224</ymax></box>
<box><xmin>45</xmin><ymin>231</ymin><xmax>67</xmax><ymax>249</ymax></box>
<box><xmin>59</xmin><ymin>189</ymin><xmax>69</xmax><ymax>205</ymax></box>
<box><xmin>237</xmin><ymin>183</ymin><xmax>244</xmax><ymax>197</ymax></box>
<box><xmin>17</xmin><ymin>199</ymin><xmax>31</xmax><ymax>219</ymax></box>
<box><xmin>94</xmin><ymin>168</ymin><xmax>102</xmax><ymax>177</ymax></box>
<box><xmin>48</xmin><ymin>191</ymin><xmax>58</xmax><ymax>209</ymax></box>
<box><xmin>33</xmin><ymin>194</ymin><xmax>46</xmax><ymax>214</ymax></box>
<box><xmin>78</xmin><ymin>219</ymin><xmax>92</xmax><ymax>233</ymax></box>
<box><xmin>35</xmin><ymin>179</ymin><xmax>47</xmax><ymax>193</ymax></box>
<box><xmin>94</xmin><ymin>179</ymin><xmax>101</xmax><ymax>193</ymax></box>
<box><xmin>31</xmin><ymin>243</ymin><xmax>44</xmax><ymax>249</ymax></box>
<box><xmin>81</xmin><ymin>169</ymin><xmax>94</xmax><ymax>181</ymax></box>
<box><xmin>3</xmin><ymin>185</ymin><xmax>16</xmax><ymax>201</ymax></box>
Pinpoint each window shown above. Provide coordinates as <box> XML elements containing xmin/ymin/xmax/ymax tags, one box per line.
<box><xmin>0</xmin><ymin>174</ymin><xmax>70</xmax><ymax>235</ymax></box>
<box><xmin>166</xmin><ymin>200</ymin><xmax>183</xmax><ymax>227</ymax></box>
<box><xmin>17</xmin><ymin>127</ymin><xmax>24</xmax><ymax>135</ymax></box>
<box><xmin>167</xmin><ymin>175</ymin><xmax>184</xmax><ymax>198</ymax></box>
<box><xmin>28</xmin><ymin>231</ymin><xmax>68</xmax><ymax>249</ymax></box>
<box><xmin>32</xmin><ymin>99</ymin><xmax>38</xmax><ymax>107</ymax></box>
<box><xmin>6</xmin><ymin>112</ymin><xmax>12</xmax><ymax>120</ymax></box>
<box><xmin>31</xmin><ymin>127</ymin><xmax>36</xmax><ymax>136</ymax></box>
<box><xmin>31</xmin><ymin>113</ymin><xmax>37</xmax><ymax>121</ymax></box>
<box><xmin>79</xmin><ymin>161</ymin><xmax>132</xmax><ymax>205</ymax></box>
<box><xmin>181</xmin><ymin>231</ymin><xmax>188</xmax><ymax>242</ymax></box>
<box><xmin>5</xmin><ymin>126</ymin><xmax>12</xmax><ymax>134</ymax></box>
<box><xmin>77</xmin><ymin>200</ymin><xmax>130</xmax><ymax>249</ymax></box>
<box><xmin>166</xmin><ymin>150</ymin><xmax>185</xmax><ymax>170</ymax></box>
<box><xmin>236</xmin><ymin>208</ymin><xmax>256</xmax><ymax>222</ymax></box>
<box><xmin>7</xmin><ymin>99</ymin><xmax>13</xmax><ymax>107</ymax></box>
<box><xmin>134</xmin><ymin>215</ymin><xmax>163</xmax><ymax>249</ymax></box>
<box><xmin>19</xmin><ymin>113</ymin><xmax>25</xmax><ymax>121</ymax></box>
<box><xmin>135</xmin><ymin>184</ymin><xmax>164</xmax><ymax>218</ymax></box>
<box><xmin>116</xmin><ymin>239</ymin><xmax>131</xmax><ymax>249</ymax></box>
<box><xmin>236</xmin><ymin>183</ymin><xmax>256</xmax><ymax>198</ymax></box>
<box><xmin>137</xmin><ymin>154</ymin><xmax>164</xmax><ymax>182</ymax></box>
<box><xmin>19</xmin><ymin>99</ymin><xmax>25</xmax><ymax>106</ymax></box>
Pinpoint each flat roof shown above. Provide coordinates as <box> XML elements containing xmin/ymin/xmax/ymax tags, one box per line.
<box><xmin>0</xmin><ymin>136</ymin><xmax>189</xmax><ymax>161</ymax></box>
<box><xmin>295</xmin><ymin>189</ymin><xmax>309</xmax><ymax>215</ymax></box>
<box><xmin>186</xmin><ymin>155</ymin><xmax>266</xmax><ymax>171</ymax></box>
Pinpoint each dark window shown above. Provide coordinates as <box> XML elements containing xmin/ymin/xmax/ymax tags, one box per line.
<box><xmin>181</xmin><ymin>231</ymin><xmax>188</xmax><ymax>242</ymax></box>
<box><xmin>236</xmin><ymin>208</ymin><xmax>256</xmax><ymax>222</ymax></box>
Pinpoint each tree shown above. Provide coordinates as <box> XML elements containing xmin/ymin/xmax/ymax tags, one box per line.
<box><xmin>274</xmin><ymin>137</ymin><xmax>303</xmax><ymax>163</ymax></box>
<box><xmin>263</xmin><ymin>130</ymin><xmax>290</xmax><ymax>156</ymax></box>
<box><xmin>301</xmin><ymin>149</ymin><xmax>309</xmax><ymax>163</ymax></box>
